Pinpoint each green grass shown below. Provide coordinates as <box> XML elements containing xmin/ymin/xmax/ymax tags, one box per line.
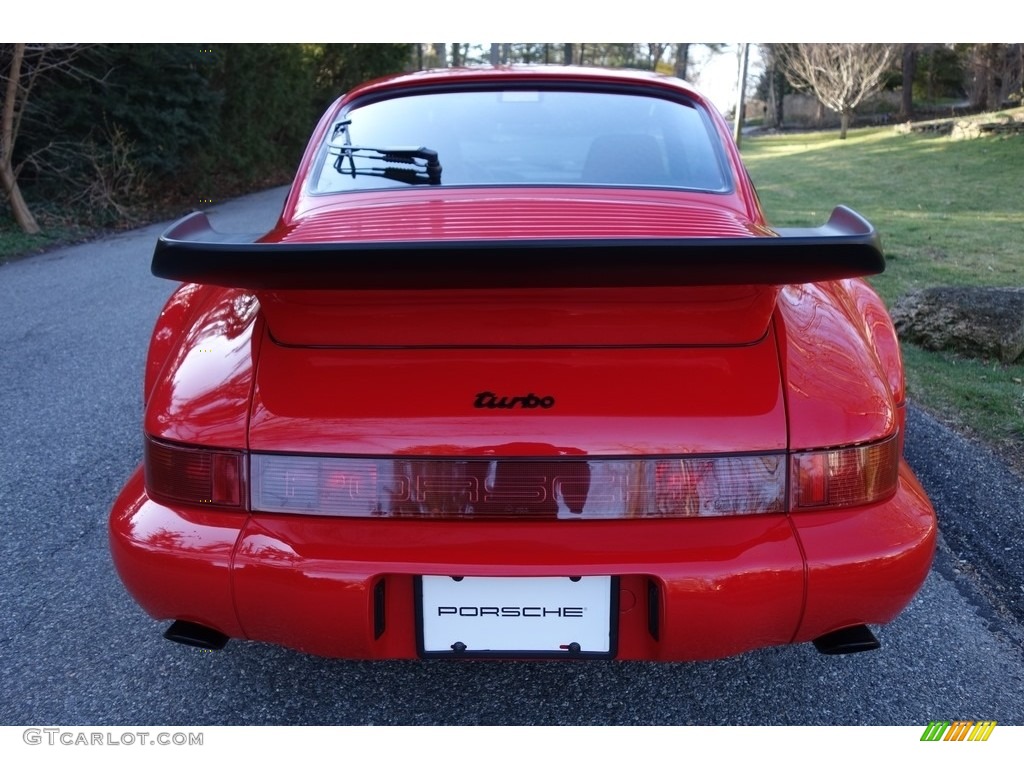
<box><xmin>902</xmin><ymin>345</ymin><xmax>1024</xmax><ymax>456</ymax></box>
<box><xmin>743</xmin><ymin>124</ymin><xmax>1024</xmax><ymax>472</ymax></box>
<box><xmin>0</xmin><ymin>218</ymin><xmax>100</xmax><ymax>265</ymax></box>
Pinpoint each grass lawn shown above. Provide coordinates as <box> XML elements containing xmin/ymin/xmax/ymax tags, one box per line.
<box><xmin>0</xmin><ymin>218</ymin><xmax>101</xmax><ymax>265</ymax></box>
<box><xmin>743</xmin><ymin>122</ymin><xmax>1024</xmax><ymax>472</ymax></box>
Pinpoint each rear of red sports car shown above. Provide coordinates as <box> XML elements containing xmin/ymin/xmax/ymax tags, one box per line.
<box><xmin>110</xmin><ymin>67</ymin><xmax>936</xmax><ymax>660</ymax></box>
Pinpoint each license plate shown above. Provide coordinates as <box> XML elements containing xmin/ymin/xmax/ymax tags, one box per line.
<box><xmin>417</xmin><ymin>575</ymin><xmax>616</xmax><ymax>658</ymax></box>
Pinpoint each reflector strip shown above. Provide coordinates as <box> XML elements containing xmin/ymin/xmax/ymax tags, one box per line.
<box><xmin>250</xmin><ymin>454</ymin><xmax>786</xmax><ymax>519</ymax></box>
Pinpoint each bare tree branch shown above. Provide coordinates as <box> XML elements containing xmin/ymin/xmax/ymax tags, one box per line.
<box><xmin>1</xmin><ymin>43</ymin><xmax>93</xmax><ymax>233</ymax></box>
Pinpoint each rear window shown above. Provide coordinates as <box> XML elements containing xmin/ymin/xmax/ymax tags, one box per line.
<box><xmin>310</xmin><ymin>88</ymin><xmax>730</xmax><ymax>193</ymax></box>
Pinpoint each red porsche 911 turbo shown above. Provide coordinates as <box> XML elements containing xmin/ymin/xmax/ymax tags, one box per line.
<box><xmin>109</xmin><ymin>66</ymin><xmax>936</xmax><ymax>661</ymax></box>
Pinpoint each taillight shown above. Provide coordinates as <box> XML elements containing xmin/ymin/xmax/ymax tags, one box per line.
<box><xmin>791</xmin><ymin>434</ymin><xmax>899</xmax><ymax>510</ymax></box>
<box><xmin>249</xmin><ymin>453</ymin><xmax>787</xmax><ymax>519</ymax></box>
<box><xmin>145</xmin><ymin>436</ymin><xmax>243</xmax><ymax>508</ymax></box>
<box><xmin>142</xmin><ymin>435</ymin><xmax>900</xmax><ymax>517</ymax></box>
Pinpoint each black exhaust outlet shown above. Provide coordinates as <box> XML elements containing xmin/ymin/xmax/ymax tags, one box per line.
<box><xmin>164</xmin><ymin>620</ymin><xmax>229</xmax><ymax>650</ymax></box>
<box><xmin>813</xmin><ymin>625</ymin><xmax>880</xmax><ymax>655</ymax></box>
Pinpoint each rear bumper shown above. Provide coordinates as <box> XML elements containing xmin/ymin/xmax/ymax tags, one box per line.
<box><xmin>110</xmin><ymin>463</ymin><xmax>936</xmax><ymax>660</ymax></box>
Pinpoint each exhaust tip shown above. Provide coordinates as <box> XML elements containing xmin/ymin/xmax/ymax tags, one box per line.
<box><xmin>813</xmin><ymin>625</ymin><xmax>880</xmax><ymax>655</ymax></box>
<box><xmin>164</xmin><ymin>620</ymin><xmax>229</xmax><ymax>650</ymax></box>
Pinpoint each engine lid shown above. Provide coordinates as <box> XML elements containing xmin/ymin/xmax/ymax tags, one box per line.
<box><xmin>248</xmin><ymin>329</ymin><xmax>787</xmax><ymax>457</ymax></box>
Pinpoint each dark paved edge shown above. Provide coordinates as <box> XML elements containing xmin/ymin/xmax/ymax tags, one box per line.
<box><xmin>905</xmin><ymin>406</ymin><xmax>1024</xmax><ymax>632</ymax></box>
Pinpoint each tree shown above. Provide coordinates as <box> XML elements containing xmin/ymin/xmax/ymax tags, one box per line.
<box><xmin>733</xmin><ymin>44</ymin><xmax>750</xmax><ymax>147</ymax></box>
<box><xmin>4</xmin><ymin>44</ymin><xmax>414</xmax><ymax>230</ymax></box>
<box><xmin>778</xmin><ymin>43</ymin><xmax>898</xmax><ymax>139</ymax></box>
<box><xmin>2</xmin><ymin>44</ymin><xmax>94</xmax><ymax>233</ymax></box>
<box><xmin>961</xmin><ymin>43</ymin><xmax>1024</xmax><ymax>110</ymax></box>
<box><xmin>311</xmin><ymin>43</ymin><xmax>412</xmax><ymax>102</ymax></box>
<box><xmin>900</xmin><ymin>44</ymin><xmax>917</xmax><ymax>118</ymax></box>
<box><xmin>758</xmin><ymin>44</ymin><xmax>792</xmax><ymax>128</ymax></box>
<box><xmin>672</xmin><ymin>44</ymin><xmax>726</xmax><ymax>85</ymax></box>
<box><xmin>433</xmin><ymin>43</ymin><xmax>448</xmax><ymax>68</ymax></box>
<box><xmin>916</xmin><ymin>45</ymin><xmax>965</xmax><ymax>104</ymax></box>
<box><xmin>673</xmin><ymin>44</ymin><xmax>690</xmax><ymax>79</ymax></box>
<box><xmin>1</xmin><ymin>44</ymin><xmax>39</xmax><ymax>232</ymax></box>
<box><xmin>646</xmin><ymin>44</ymin><xmax>669</xmax><ymax>71</ymax></box>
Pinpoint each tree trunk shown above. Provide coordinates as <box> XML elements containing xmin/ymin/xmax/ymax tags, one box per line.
<box><xmin>563</xmin><ymin>44</ymin><xmax>574</xmax><ymax>66</ymax></box>
<box><xmin>451</xmin><ymin>44</ymin><xmax>462</xmax><ymax>68</ymax></box>
<box><xmin>733</xmin><ymin>44</ymin><xmax>749</xmax><ymax>148</ymax></box>
<box><xmin>968</xmin><ymin>44</ymin><xmax>1002</xmax><ymax>110</ymax></box>
<box><xmin>1</xmin><ymin>43</ymin><xmax>41</xmax><ymax>234</ymax></box>
<box><xmin>674</xmin><ymin>43</ymin><xmax>689</xmax><ymax>79</ymax></box>
<box><xmin>839</xmin><ymin>110</ymin><xmax>851</xmax><ymax>139</ymax></box>
<box><xmin>900</xmin><ymin>44</ymin><xmax>917</xmax><ymax>119</ymax></box>
<box><xmin>0</xmin><ymin>162</ymin><xmax>40</xmax><ymax>235</ymax></box>
<box><xmin>433</xmin><ymin>43</ymin><xmax>447</xmax><ymax>67</ymax></box>
<box><xmin>648</xmin><ymin>44</ymin><xmax>666</xmax><ymax>71</ymax></box>
<box><xmin>986</xmin><ymin>44</ymin><xmax>1002</xmax><ymax>110</ymax></box>
<box><xmin>772</xmin><ymin>67</ymin><xmax>786</xmax><ymax>128</ymax></box>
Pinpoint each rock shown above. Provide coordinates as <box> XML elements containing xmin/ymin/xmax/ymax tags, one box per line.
<box><xmin>951</xmin><ymin>119</ymin><xmax>1024</xmax><ymax>140</ymax></box>
<box><xmin>891</xmin><ymin>286</ymin><xmax>1024</xmax><ymax>363</ymax></box>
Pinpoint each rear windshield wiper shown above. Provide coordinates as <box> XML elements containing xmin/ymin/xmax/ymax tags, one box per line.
<box><xmin>330</xmin><ymin>145</ymin><xmax>443</xmax><ymax>186</ymax></box>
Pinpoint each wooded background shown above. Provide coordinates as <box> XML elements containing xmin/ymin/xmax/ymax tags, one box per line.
<box><xmin>2</xmin><ymin>43</ymin><xmax>1021</xmax><ymax>234</ymax></box>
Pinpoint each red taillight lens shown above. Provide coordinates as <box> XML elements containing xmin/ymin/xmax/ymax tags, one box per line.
<box><xmin>144</xmin><ymin>436</ymin><xmax>243</xmax><ymax>508</ymax></box>
<box><xmin>141</xmin><ymin>435</ymin><xmax>900</xmax><ymax>517</ymax></box>
<box><xmin>249</xmin><ymin>454</ymin><xmax>786</xmax><ymax>519</ymax></box>
<box><xmin>791</xmin><ymin>434</ymin><xmax>899</xmax><ymax>510</ymax></box>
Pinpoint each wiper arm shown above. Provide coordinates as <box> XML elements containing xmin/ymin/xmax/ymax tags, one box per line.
<box><xmin>331</xmin><ymin>145</ymin><xmax>443</xmax><ymax>186</ymax></box>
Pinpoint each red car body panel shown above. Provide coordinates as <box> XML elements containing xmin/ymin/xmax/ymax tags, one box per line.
<box><xmin>110</xmin><ymin>66</ymin><xmax>936</xmax><ymax>661</ymax></box>
<box><xmin>774</xmin><ymin>282</ymin><xmax>898</xmax><ymax>451</ymax></box>
<box><xmin>248</xmin><ymin>332</ymin><xmax>787</xmax><ymax>456</ymax></box>
<box><xmin>110</xmin><ymin>464</ymin><xmax>935</xmax><ymax>660</ymax></box>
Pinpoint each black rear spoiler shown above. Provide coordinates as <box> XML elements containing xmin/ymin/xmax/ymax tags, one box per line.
<box><xmin>151</xmin><ymin>206</ymin><xmax>883</xmax><ymax>290</ymax></box>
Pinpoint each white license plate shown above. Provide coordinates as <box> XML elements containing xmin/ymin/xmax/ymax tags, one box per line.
<box><xmin>418</xmin><ymin>576</ymin><xmax>615</xmax><ymax>658</ymax></box>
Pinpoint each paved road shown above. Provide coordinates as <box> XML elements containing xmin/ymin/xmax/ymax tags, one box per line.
<box><xmin>1</xmin><ymin>187</ymin><xmax>1022</xmax><ymax>726</ymax></box>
